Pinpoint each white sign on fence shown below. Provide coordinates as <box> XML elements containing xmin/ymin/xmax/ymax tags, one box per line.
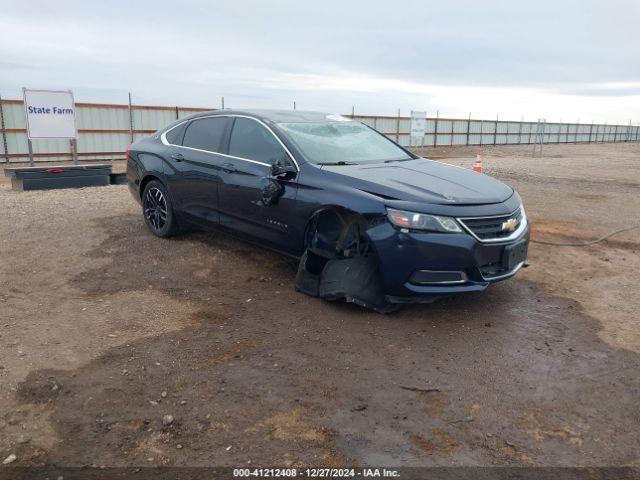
<box><xmin>23</xmin><ymin>88</ymin><xmax>77</xmax><ymax>139</ymax></box>
<box><xmin>410</xmin><ymin>110</ymin><xmax>427</xmax><ymax>146</ymax></box>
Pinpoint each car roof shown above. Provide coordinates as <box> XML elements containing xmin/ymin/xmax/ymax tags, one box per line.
<box><xmin>188</xmin><ymin>109</ymin><xmax>351</xmax><ymax>124</ymax></box>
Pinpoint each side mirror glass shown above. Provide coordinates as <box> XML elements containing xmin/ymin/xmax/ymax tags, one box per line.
<box><xmin>271</xmin><ymin>157</ymin><xmax>295</xmax><ymax>178</ymax></box>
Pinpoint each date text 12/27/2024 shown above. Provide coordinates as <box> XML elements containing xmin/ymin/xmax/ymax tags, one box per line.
<box><xmin>233</xmin><ymin>468</ymin><xmax>400</xmax><ymax>478</ymax></box>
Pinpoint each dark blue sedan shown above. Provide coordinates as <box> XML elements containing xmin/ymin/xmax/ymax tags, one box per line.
<box><xmin>126</xmin><ymin>110</ymin><xmax>529</xmax><ymax>312</ymax></box>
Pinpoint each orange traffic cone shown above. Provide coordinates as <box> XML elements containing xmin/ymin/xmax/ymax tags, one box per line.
<box><xmin>473</xmin><ymin>149</ymin><xmax>484</xmax><ymax>173</ymax></box>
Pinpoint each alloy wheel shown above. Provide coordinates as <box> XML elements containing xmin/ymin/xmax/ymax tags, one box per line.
<box><xmin>144</xmin><ymin>187</ymin><xmax>168</xmax><ymax>231</ymax></box>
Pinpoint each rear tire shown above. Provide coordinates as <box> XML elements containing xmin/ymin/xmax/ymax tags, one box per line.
<box><xmin>142</xmin><ymin>180</ymin><xmax>179</xmax><ymax>238</ymax></box>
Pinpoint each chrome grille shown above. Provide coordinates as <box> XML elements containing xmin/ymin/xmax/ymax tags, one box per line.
<box><xmin>458</xmin><ymin>208</ymin><xmax>524</xmax><ymax>242</ymax></box>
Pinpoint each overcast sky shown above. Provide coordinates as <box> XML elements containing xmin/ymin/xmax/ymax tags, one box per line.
<box><xmin>2</xmin><ymin>0</ymin><xmax>639</xmax><ymax>123</ymax></box>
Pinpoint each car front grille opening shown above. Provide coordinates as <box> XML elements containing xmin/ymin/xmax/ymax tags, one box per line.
<box><xmin>459</xmin><ymin>209</ymin><xmax>523</xmax><ymax>241</ymax></box>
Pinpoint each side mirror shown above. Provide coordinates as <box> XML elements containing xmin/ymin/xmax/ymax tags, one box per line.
<box><xmin>271</xmin><ymin>158</ymin><xmax>296</xmax><ymax>178</ymax></box>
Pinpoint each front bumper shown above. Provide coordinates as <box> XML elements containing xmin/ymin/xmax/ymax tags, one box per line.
<box><xmin>367</xmin><ymin>220</ymin><xmax>530</xmax><ymax>303</ymax></box>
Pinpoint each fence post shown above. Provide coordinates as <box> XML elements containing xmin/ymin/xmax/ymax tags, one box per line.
<box><xmin>175</xmin><ymin>106</ymin><xmax>179</xmax><ymax>120</ymax></box>
<box><xmin>517</xmin><ymin>116</ymin><xmax>523</xmax><ymax>144</ymax></box>
<box><xmin>479</xmin><ymin>120</ymin><xmax>483</xmax><ymax>146</ymax></box>
<box><xmin>450</xmin><ymin>116</ymin><xmax>454</xmax><ymax>146</ymax></box>
<box><xmin>27</xmin><ymin>138</ymin><xmax>34</xmax><ymax>166</ymax></box>
<box><xmin>70</xmin><ymin>138</ymin><xmax>78</xmax><ymax>165</ymax></box>
<box><xmin>588</xmin><ymin>122</ymin><xmax>593</xmax><ymax>143</ymax></box>
<box><xmin>396</xmin><ymin>108</ymin><xmax>400</xmax><ymax>143</ymax></box>
<box><xmin>614</xmin><ymin>123</ymin><xmax>618</xmax><ymax>142</ymax></box>
<box><xmin>570</xmin><ymin>123</ymin><xmax>573</xmax><ymax>143</ymax></box>
<box><xmin>466</xmin><ymin>112</ymin><xmax>471</xmax><ymax>146</ymax></box>
<box><xmin>433</xmin><ymin>110</ymin><xmax>438</xmax><ymax>147</ymax></box>
<box><xmin>0</xmin><ymin>92</ymin><xmax>8</xmax><ymax>163</ymax></box>
<box><xmin>128</xmin><ymin>92</ymin><xmax>134</xmax><ymax>144</ymax></box>
<box><xmin>493</xmin><ymin>114</ymin><xmax>498</xmax><ymax>146</ymax></box>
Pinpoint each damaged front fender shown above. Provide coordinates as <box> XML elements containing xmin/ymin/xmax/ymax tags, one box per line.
<box><xmin>294</xmin><ymin>210</ymin><xmax>395</xmax><ymax>313</ymax></box>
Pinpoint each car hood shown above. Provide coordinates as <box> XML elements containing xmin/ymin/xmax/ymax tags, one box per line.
<box><xmin>320</xmin><ymin>158</ymin><xmax>513</xmax><ymax>205</ymax></box>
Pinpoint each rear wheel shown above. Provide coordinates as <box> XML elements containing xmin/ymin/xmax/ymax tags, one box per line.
<box><xmin>142</xmin><ymin>180</ymin><xmax>179</xmax><ymax>237</ymax></box>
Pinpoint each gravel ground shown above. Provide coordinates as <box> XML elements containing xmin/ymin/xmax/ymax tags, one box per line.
<box><xmin>0</xmin><ymin>142</ymin><xmax>639</xmax><ymax>469</ymax></box>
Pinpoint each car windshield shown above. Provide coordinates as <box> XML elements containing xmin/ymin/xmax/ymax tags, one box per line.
<box><xmin>277</xmin><ymin>121</ymin><xmax>412</xmax><ymax>165</ymax></box>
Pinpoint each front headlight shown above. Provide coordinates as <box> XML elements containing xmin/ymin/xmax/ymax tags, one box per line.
<box><xmin>386</xmin><ymin>208</ymin><xmax>462</xmax><ymax>233</ymax></box>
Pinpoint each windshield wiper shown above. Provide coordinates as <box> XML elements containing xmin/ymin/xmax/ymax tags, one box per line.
<box><xmin>317</xmin><ymin>161</ymin><xmax>358</xmax><ymax>166</ymax></box>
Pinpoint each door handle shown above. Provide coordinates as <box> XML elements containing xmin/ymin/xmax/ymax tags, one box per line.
<box><xmin>171</xmin><ymin>153</ymin><xmax>184</xmax><ymax>162</ymax></box>
<box><xmin>221</xmin><ymin>162</ymin><xmax>237</xmax><ymax>173</ymax></box>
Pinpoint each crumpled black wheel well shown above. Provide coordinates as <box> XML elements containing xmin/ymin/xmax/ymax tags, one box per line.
<box><xmin>296</xmin><ymin>207</ymin><xmax>395</xmax><ymax>313</ymax></box>
<box><xmin>304</xmin><ymin>207</ymin><xmax>371</xmax><ymax>259</ymax></box>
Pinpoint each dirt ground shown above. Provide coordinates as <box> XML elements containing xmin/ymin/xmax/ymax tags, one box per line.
<box><xmin>0</xmin><ymin>142</ymin><xmax>639</xmax><ymax>469</ymax></box>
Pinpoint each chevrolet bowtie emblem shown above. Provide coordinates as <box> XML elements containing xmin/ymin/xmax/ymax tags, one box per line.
<box><xmin>502</xmin><ymin>218</ymin><xmax>518</xmax><ymax>232</ymax></box>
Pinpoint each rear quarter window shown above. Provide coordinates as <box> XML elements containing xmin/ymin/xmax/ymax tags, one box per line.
<box><xmin>164</xmin><ymin>122</ymin><xmax>187</xmax><ymax>145</ymax></box>
<box><xmin>182</xmin><ymin>117</ymin><xmax>229</xmax><ymax>152</ymax></box>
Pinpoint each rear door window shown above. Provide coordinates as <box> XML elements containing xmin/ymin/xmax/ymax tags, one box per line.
<box><xmin>182</xmin><ymin>117</ymin><xmax>229</xmax><ymax>153</ymax></box>
<box><xmin>228</xmin><ymin>117</ymin><xmax>287</xmax><ymax>165</ymax></box>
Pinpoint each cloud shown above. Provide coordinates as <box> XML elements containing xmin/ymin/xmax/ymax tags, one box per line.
<box><xmin>1</xmin><ymin>0</ymin><xmax>639</xmax><ymax>123</ymax></box>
